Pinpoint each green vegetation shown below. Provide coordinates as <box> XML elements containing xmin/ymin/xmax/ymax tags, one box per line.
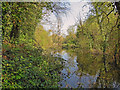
<box><xmin>64</xmin><ymin>2</ymin><xmax>120</xmax><ymax>66</ymax></box>
<box><xmin>2</xmin><ymin>43</ymin><xmax>62</xmax><ymax>88</ymax></box>
<box><xmin>2</xmin><ymin>2</ymin><xmax>69</xmax><ymax>88</ymax></box>
<box><xmin>2</xmin><ymin>1</ymin><xmax>120</xmax><ymax>88</ymax></box>
<box><xmin>35</xmin><ymin>25</ymin><xmax>53</xmax><ymax>49</ymax></box>
<box><xmin>61</xmin><ymin>2</ymin><xmax>120</xmax><ymax>87</ymax></box>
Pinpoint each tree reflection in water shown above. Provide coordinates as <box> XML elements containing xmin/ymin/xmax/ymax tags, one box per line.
<box><xmin>54</xmin><ymin>48</ymin><xmax>120</xmax><ymax>88</ymax></box>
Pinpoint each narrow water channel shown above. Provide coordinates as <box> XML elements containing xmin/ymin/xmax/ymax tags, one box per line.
<box><xmin>54</xmin><ymin>50</ymin><xmax>120</xmax><ymax>88</ymax></box>
<box><xmin>57</xmin><ymin>51</ymin><xmax>99</xmax><ymax>88</ymax></box>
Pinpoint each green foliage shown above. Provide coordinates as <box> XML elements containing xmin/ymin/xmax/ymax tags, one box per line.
<box><xmin>63</xmin><ymin>26</ymin><xmax>78</xmax><ymax>48</ymax></box>
<box><xmin>2</xmin><ymin>2</ymin><xmax>68</xmax><ymax>43</ymax></box>
<box><xmin>2</xmin><ymin>42</ymin><xmax>62</xmax><ymax>88</ymax></box>
<box><xmin>75</xmin><ymin>2</ymin><xmax>119</xmax><ymax>55</ymax></box>
<box><xmin>34</xmin><ymin>25</ymin><xmax>53</xmax><ymax>49</ymax></box>
<box><xmin>2</xmin><ymin>2</ymin><xmax>43</xmax><ymax>42</ymax></box>
<box><xmin>2</xmin><ymin>2</ymin><xmax>70</xmax><ymax>88</ymax></box>
<box><xmin>2</xmin><ymin>1</ymin><xmax>120</xmax><ymax>88</ymax></box>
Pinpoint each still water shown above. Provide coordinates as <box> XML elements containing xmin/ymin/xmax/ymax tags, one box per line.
<box><xmin>54</xmin><ymin>50</ymin><xmax>120</xmax><ymax>88</ymax></box>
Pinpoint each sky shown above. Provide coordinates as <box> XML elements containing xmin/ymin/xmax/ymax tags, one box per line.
<box><xmin>61</xmin><ymin>2</ymin><xmax>90</xmax><ymax>35</ymax></box>
<box><xmin>42</xmin><ymin>2</ymin><xmax>90</xmax><ymax>35</ymax></box>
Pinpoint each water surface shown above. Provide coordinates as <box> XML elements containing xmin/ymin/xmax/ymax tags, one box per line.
<box><xmin>54</xmin><ymin>49</ymin><xmax>120</xmax><ymax>88</ymax></box>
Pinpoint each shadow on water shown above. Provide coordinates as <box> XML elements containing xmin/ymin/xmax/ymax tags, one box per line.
<box><xmin>52</xmin><ymin>48</ymin><xmax>120</xmax><ymax>88</ymax></box>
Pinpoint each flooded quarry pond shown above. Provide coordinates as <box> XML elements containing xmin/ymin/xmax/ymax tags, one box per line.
<box><xmin>52</xmin><ymin>49</ymin><xmax>120</xmax><ymax>88</ymax></box>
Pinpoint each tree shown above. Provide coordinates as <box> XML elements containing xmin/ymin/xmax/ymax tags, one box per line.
<box><xmin>34</xmin><ymin>25</ymin><xmax>53</xmax><ymax>49</ymax></box>
<box><xmin>2</xmin><ymin>2</ymin><xmax>44</xmax><ymax>43</ymax></box>
<box><xmin>2</xmin><ymin>2</ymin><xmax>70</xmax><ymax>44</ymax></box>
<box><xmin>76</xmin><ymin>2</ymin><xmax>119</xmax><ymax>57</ymax></box>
